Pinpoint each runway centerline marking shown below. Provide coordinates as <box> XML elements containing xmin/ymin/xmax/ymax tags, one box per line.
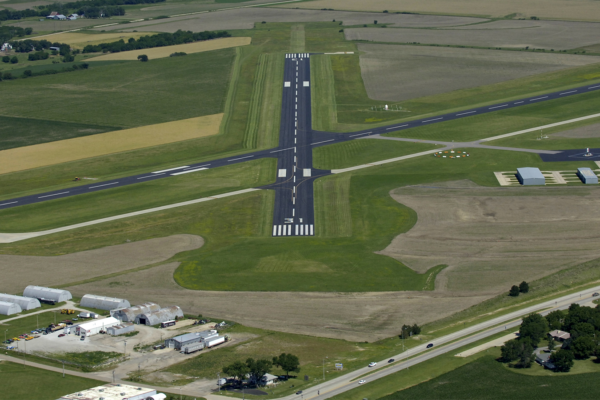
<box><xmin>89</xmin><ymin>182</ymin><xmax>119</xmax><ymax>189</ymax></box>
<box><xmin>311</xmin><ymin>139</ymin><xmax>335</xmax><ymax>145</ymax></box>
<box><xmin>560</xmin><ymin>90</ymin><xmax>577</xmax><ymax>95</ymax></box>
<box><xmin>385</xmin><ymin>124</ymin><xmax>408</xmax><ymax>130</ymax></box>
<box><xmin>0</xmin><ymin>201</ymin><xmax>18</xmax><ymax>206</ymax></box>
<box><xmin>137</xmin><ymin>173</ymin><xmax>164</xmax><ymax>179</ymax></box>
<box><xmin>350</xmin><ymin>132</ymin><xmax>371</xmax><ymax>137</ymax></box>
<box><xmin>39</xmin><ymin>191</ymin><xmax>69</xmax><ymax>198</ymax></box>
<box><xmin>530</xmin><ymin>96</ymin><xmax>548</xmax><ymax>101</ymax></box>
<box><xmin>152</xmin><ymin>166</ymin><xmax>189</xmax><ymax>174</ymax></box>
<box><xmin>228</xmin><ymin>155</ymin><xmax>254</xmax><ymax>162</ymax></box>
<box><xmin>489</xmin><ymin>104</ymin><xmax>508</xmax><ymax>109</ymax></box>
<box><xmin>422</xmin><ymin>117</ymin><xmax>443</xmax><ymax>123</ymax></box>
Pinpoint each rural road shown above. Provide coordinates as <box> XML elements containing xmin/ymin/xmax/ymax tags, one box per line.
<box><xmin>1</xmin><ymin>60</ymin><xmax>599</xmax><ymax>238</ymax></box>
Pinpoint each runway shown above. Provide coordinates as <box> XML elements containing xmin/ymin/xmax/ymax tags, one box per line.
<box><xmin>1</xmin><ymin>54</ymin><xmax>599</xmax><ymax>238</ymax></box>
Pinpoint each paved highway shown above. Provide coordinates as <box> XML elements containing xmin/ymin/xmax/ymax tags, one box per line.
<box><xmin>1</xmin><ymin>54</ymin><xmax>599</xmax><ymax>239</ymax></box>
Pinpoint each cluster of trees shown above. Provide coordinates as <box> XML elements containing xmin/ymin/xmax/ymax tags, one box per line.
<box><xmin>0</xmin><ymin>0</ymin><xmax>163</xmax><ymax>21</ymax></box>
<box><xmin>399</xmin><ymin>324</ymin><xmax>421</xmax><ymax>339</ymax></box>
<box><xmin>2</xmin><ymin>55</ymin><xmax>18</xmax><ymax>64</ymax></box>
<box><xmin>222</xmin><ymin>353</ymin><xmax>300</xmax><ymax>387</ymax></box>
<box><xmin>509</xmin><ymin>281</ymin><xmax>529</xmax><ymax>297</ymax></box>
<box><xmin>0</xmin><ymin>26</ymin><xmax>33</xmax><ymax>42</ymax></box>
<box><xmin>82</xmin><ymin>30</ymin><xmax>231</xmax><ymax>54</ymax></box>
<box><xmin>28</xmin><ymin>51</ymin><xmax>50</xmax><ymax>61</ymax></box>
<box><xmin>9</xmin><ymin>39</ymin><xmax>69</xmax><ymax>54</ymax></box>
<box><xmin>500</xmin><ymin>304</ymin><xmax>600</xmax><ymax>372</ymax></box>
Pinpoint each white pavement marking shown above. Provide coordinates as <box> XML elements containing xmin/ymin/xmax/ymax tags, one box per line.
<box><xmin>456</xmin><ymin>111</ymin><xmax>477</xmax><ymax>116</ymax></box>
<box><xmin>89</xmin><ymin>182</ymin><xmax>118</xmax><ymax>189</ymax></box>
<box><xmin>38</xmin><ymin>191</ymin><xmax>69</xmax><ymax>199</ymax></box>
<box><xmin>422</xmin><ymin>117</ymin><xmax>443</xmax><ymax>123</ymax></box>
<box><xmin>311</xmin><ymin>139</ymin><xmax>334</xmax><ymax>145</ymax></box>
<box><xmin>273</xmin><ymin>225</ymin><xmax>277</xmax><ymax>236</ymax></box>
<box><xmin>171</xmin><ymin>168</ymin><xmax>208</xmax><ymax>176</ymax></box>
<box><xmin>284</xmin><ymin>82</ymin><xmax>291</xmax><ymax>87</ymax></box>
<box><xmin>560</xmin><ymin>90</ymin><xmax>577</xmax><ymax>95</ymax></box>
<box><xmin>303</xmin><ymin>81</ymin><xmax>310</xmax><ymax>87</ymax></box>
<box><xmin>138</xmin><ymin>173</ymin><xmax>164</xmax><ymax>179</ymax></box>
<box><xmin>489</xmin><ymin>104</ymin><xmax>508</xmax><ymax>109</ymax></box>
<box><xmin>295</xmin><ymin>225</ymin><xmax>298</xmax><ymax>235</ymax></box>
<box><xmin>288</xmin><ymin>225</ymin><xmax>292</xmax><ymax>235</ymax></box>
<box><xmin>589</xmin><ymin>85</ymin><xmax>600</xmax><ymax>89</ymax></box>
<box><xmin>270</xmin><ymin>147</ymin><xmax>294</xmax><ymax>153</ymax></box>
<box><xmin>300</xmin><ymin>225</ymin><xmax>304</xmax><ymax>235</ymax></box>
<box><xmin>278</xmin><ymin>225</ymin><xmax>282</xmax><ymax>236</ymax></box>
<box><xmin>278</xmin><ymin>169</ymin><xmax>287</xmax><ymax>178</ymax></box>
<box><xmin>0</xmin><ymin>201</ymin><xmax>18</xmax><ymax>207</ymax></box>
<box><xmin>514</xmin><ymin>101</ymin><xmax>524</xmax><ymax>104</ymax></box>
<box><xmin>294</xmin><ymin>176</ymin><xmax>296</xmax><ymax>182</ymax></box>
<box><xmin>331</xmin><ymin>149</ymin><xmax>441</xmax><ymax>174</ymax></box>
<box><xmin>282</xmin><ymin>225</ymin><xmax>287</xmax><ymax>236</ymax></box>
<box><xmin>228</xmin><ymin>155</ymin><xmax>254</xmax><ymax>161</ymax></box>
<box><xmin>310</xmin><ymin>225</ymin><xmax>314</xmax><ymax>235</ymax></box>
<box><xmin>303</xmin><ymin>169</ymin><xmax>311</xmax><ymax>177</ymax></box>
<box><xmin>305</xmin><ymin>224</ymin><xmax>309</xmax><ymax>235</ymax></box>
<box><xmin>0</xmin><ymin>189</ymin><xmax>261</xmax><ymax>243</ymax></box>
<box><xmin>152</xmin><ymin>166</ymin><xmax>189</xmax><ymax>173</ymax></box>
<box><xmin>350</xmin><ymin>132</ymin><xmax>371</xmax><ymax>137</ymax></box>
<box><xmin>530</xmin><ymin>96</ymin><xmax>548</xmax><ymax>101</ymax></box>
<box><xmin>293</xmin><ymin>209</ymin><xmax>295</xmax><ymax>216</ymax></box>
<box><xmin>385</xmin><ymin>124</ymin><xmax>408</xmax><ymax>130</ymax></box>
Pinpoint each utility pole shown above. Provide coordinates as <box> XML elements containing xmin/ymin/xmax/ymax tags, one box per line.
<box><xmin>123</xmin><ymin>340</ymin><xmax>127</xmax><ymax>355</ymax></box>
<box><xmin>62</xmin><ymin>361</ymin><xmax>65</xmax><ymax>378</ymax></box>
<box><xmin>218</xmin><ymin>373</ymin><xmax>220</xmax><ymax>392</ymax></box>
<box><xmin>322</xmin><ymin>356</ymin><xmax>327</xmax><ymax>380</ymax></box>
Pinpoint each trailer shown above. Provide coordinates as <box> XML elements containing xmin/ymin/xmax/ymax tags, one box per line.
<box><xmin>205</xmin><ymin>336</ymin><xmax>225</xmax><ymax>348</ymax></box>
<box><xmin>183</xmin><ymin>341</ymin><xmax>205</xmax><ymax>354</ymax></box>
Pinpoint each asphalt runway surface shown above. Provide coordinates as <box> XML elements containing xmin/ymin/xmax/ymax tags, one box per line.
<box><xmin>540</xmin><ymin>148</ymin><xmax>600</xmax><ymax>162</ymax></box>
<box><xmin>1</xmin><ymin>55</ymin><xmax>599</xmax><ymax>238</ymax></box>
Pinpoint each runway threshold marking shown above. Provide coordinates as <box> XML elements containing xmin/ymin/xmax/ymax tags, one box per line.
<box><xmin>89</xmin><ymin>182</ymin><xmax>119</xmax><ymax>189</ymax></box>
<box><xmin>39</xmin><ymin>191</ymin><xmax>69</xmax><ymax>199</ymax></box>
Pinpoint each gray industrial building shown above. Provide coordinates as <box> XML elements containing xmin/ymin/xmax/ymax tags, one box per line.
<box><xmin>165</xmin><ymin>329</ymin><xmax>219</xmax><ymax>350</ymax></box>
<box><xmin>23</xmin><ymin>285</ymin><xmax>72</xmax><ymax>303</ymax></box>
<box><xmin>107</xmin><ymin>323</ymin><xmax>135</xmax><ymax>336</ymax></box>
<box><xmin>577</xmin><ymin>167</ymin><xmax>598</xmax><ymax>184</ymax></box>
<box><xmin>111</xmin><ymin>302</ymin><xmax>161</xmax><ymax>322</ymax></box>
<box><xmin>0</xmin><ymin>293</ymin><xmax>40</xmax><ymax>310</ymax></box>
<box><xmin>80</xmin><ymin>294</ymin><xmax>130</xmax><ymax>311</ymax></box>
<box><xmin>0</xmin><ymin>300</ymin><xmax>22</xmax><ymax>316</ymax></box>
<box><xmin>516</xmin><ymin>167</ymin><xmax>545</xmax><ymax>185</ymax></box>
<box><xmin>135</xmin><ymin>306</ymin><xmax>183</xmax><ymax>326</ymax></box>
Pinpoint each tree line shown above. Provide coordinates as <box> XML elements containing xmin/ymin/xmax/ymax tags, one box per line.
<box><xmin>0</xmin><ymin>0</ymin><xmax>164</xmax><ymax>21</ymax></box>
<box><xmin>0</xmin><ymin>62</ymin><xmax>89</xmax><ymax>82</ymax></box>
<box><xmin>500</xmin><ymin>303</ymin><xmax>600</xmax><ymax>372</ymax></box>
<box><xmin>222</xmin><ymin>353</ymin><xmax>300</xmax><ymax>387</ymax></box>
<box><xmin>82</xmin><ymin>30</ymin><xmax>231</xmax><ymax>54</ymax></box>
<box><xmin>0</xmin><ymin>26</ymin><xmax>33</xmax><ymax>42</ymax></box>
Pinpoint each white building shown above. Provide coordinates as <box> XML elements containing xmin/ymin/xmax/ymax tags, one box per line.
<box><xmin>23</xmin><ymin>285</ymin><xmax>72</xmax><ymax>302</ymax></box>
<box><xmin>0</xmin><ymin>300</ymin><xmax>22</xmax><ymax>316</ymax></box>
<box><xmin>57</xmin><ymin>383</ymin><xmax>161</xmax><ymax>400</ymax></box>
<box><xmin>76</xmin><ymin>317</ymin><xmax>120</xmax><ymax>336</ymax></box>
<box><xmin>1</xmin><ymin>43</ymin><xmax>12</xmax><ymax>52</ymax></box>
<box><xmin>80</xmin><ymin>294</ymin><xmax>130</xmax><ymax>311</ymax></box>
<box><xmin>0</xmin><ymin>293</ymin><xmax>40</xmax><ymax>310</ymax></box>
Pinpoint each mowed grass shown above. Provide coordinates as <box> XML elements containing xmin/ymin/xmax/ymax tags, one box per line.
<box><xmin>312</xmin><ymin>139</ymin><xmax>441</xmax><ymax>170</ymax></box>
<box><xmin>0</xmin><ymin>158</ymin><xmax>276</xmax><ymax>233</ymax></box>
<box><xmin>0</xmin><ymin>48</ymin><xmax>235</xmax><ymax>128</ymax></box>
<box><xmin>0</xmin><ymin>116</ymin><xmax>120</xmax><ymax>151</ymax></box>
<box><xmin>0</xmin><ymin>361</ymin><xmax>104</xmax><ymax>400</ymax></box>
<box><xmin>1</xmin><ymin>311</ymin><xmax>65</xmax><ymax>340</ymax></box>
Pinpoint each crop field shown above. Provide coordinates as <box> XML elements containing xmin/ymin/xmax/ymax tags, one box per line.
<box><xmin>0</xmin><ymin>113</ymin><xmax>223</xmax><ymax>175</ymax></box>
<box><xmin>346</xmin><ymin>19</ymin><xmax>600</xmax><ymax>51</ymax></box>
<box><xmin>97</xmin><ymin>8</ymin><xmax>485</xmax><ymax>33</ymax></box>
<box><xmin>381</xmin><ymin>180</ymin><xmax>600</xmax><ymax>293</ymax></box>
<box><xmin>88</xmin><ymin>37</ymin><xmax>251</xmax><ymax>61</ymax></box>
<box><xmin>34</xmin><ymin>31</ymin><xmax>158</xmax><ymax>49</ymax></box>
<box><xmin>0</xmin><ymin>48</ymin><xmax>235</xmax><ymax>128</ymax></box>
<box><xmin>276</xmin><ymin>0</ymin><xmax>600</xmax><ymax>22</ymax></box>
<box><xmin>357</xmin><ymin>44</ymin><xmax>600</xmax><ymax>102</ymax></box>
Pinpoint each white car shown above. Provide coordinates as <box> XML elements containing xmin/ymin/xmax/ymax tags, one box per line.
<box><xmin>368</xmin><ymin>362</ymin><xmax>377</xmax><ymax>367</ymax></box>
<box><xmin>358</xmin><ymin>380</ymin><xmax>366</xmax><ymax>385</ymax></box>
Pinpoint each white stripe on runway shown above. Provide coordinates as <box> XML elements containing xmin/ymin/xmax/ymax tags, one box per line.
<box><xmin>350</xmin><ymin>132</ymin><xmax>371</xmax><ymax>137</ymax></box>
<box><xmin>39</xmin><ymin>191</ymin><xmax>69</xmax><ymax>199</ymax></box>
<box><xmin>228</xmin><ymin>155</ymin><xmax>254</xmax><ymax>162</ymax></box>
<box><xmin>300</xmin><ymin>225</ymin><xmax>304</xmax><ymax>235</ymax></box>
<box><xmin>282</xmin><ymin>225</ymin><xmax>287</xmax><ymax>236</ymax></box>
<box><xmin>422</xmin><ymin>117</ymin><xmax>443</xmax><ymax>123</ymax></box>
<box><xmin>273</xmin><ymin>225</ymin><xmax>277</xmax><ymax>236</ymax></box>
<box><xmin>295</xmin><ymin>225</ymin><xmax>299</xmax><ymax>235</ymax></box>
<box><xmin>489</xmin><ymin>104</ymin><xmax>508</xmax><ymax>109</ymax></box>
<box><xmin>310</xmin><ymin>225</ymin><xmax>314</xmax><ymax>235</ymax></box>
<box><xmin>288</xmin><ymin>225</ymin><xmax>292</xmax><ymax>236</ymax></box>
<box><xmin>530</xmin><ymin>96</ymin><xmax>548</xmax><ymax>101</ymax></box>
<box><xmin>138</xmin><ymin>173</ymin><xmax>164</xmax><ymax>179</ymax></box>
<box><xmin>0</xmin><ymin>201</ymin><xmax>18</xmax><ymax>207</ymax></box>
<box><xmin>89</xmin><ymin>182</ymin><xmax>119</xmax><ymax>189</ymax></box>
<box><xmin>270</xmin><ymin>147</ymin><xmax>294</xmax><ymax>153</ymax></box>
<box><xmin>278</xmin><ymin>225</ymin><xmax>282</xmax><ymax>236</ymax></box>
<box><xmin>456</xmin><ymin>111</ymin><xmax>476</xmax><ymax>116</ymax></box>
<box><xmin>171</xmin><ymin>168</ymin><xmax>207</xmax><ymax>176</ymax></box>
<box><xmin>560</xmin><ymin>90</ymin><xmax>577</xmax><ymax>95</ymax></box>
<box><xmin>305</xmin><ymin>225</ymin><xmax>309</xmax><ymax>235</ymax></box>
<box><xmin>152</xmin><ymin>166</ymin><xmax>188</xmax><ymax>173</ymax></box>
<box><xmin>311</xmin><ymin>139</ymin><xmax>335</xmax><ymax>145</ymax></box>
<box><xmin>385</xmin><ymin>124</ymin><xmax>408</xmax><ymax>130</ymax></box>
<box><xmin>589</xmin><ymin>85</ymin><xmax>600</xmax><ymax>89</ymax></box>
<box><xmin>514</xmin><ymin>101</ymin><xmax>524</xmax><ymax>104</ymax></box>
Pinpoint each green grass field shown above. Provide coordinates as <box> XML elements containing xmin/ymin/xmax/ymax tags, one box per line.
<box><xmin>1</xmin><ymin>311</ymin><xmax>67</xmax><ymax>341</ymax></box>
<box><xmin>0</xmin><ymin>302</ymin><xmax>66</xmax><ymax>322</ymax></box>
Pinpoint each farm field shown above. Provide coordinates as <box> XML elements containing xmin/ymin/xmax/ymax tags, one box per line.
<box><xmin>0</xmin><ymin>48</ymin><xmax>235</xmax><ymax>128</ymax></box>
<box><xmin>276</xmin><ymin>0</ymin><xmax>600</xmax><ymax>21</ymax></box>
<box><xmin>357</xmin><ymin>44</ymin><xmax>600</xmax><ymax>102</ymax></box>
<box><xmin>96</xmin><ymin>8</ymin><xmax>485</xmax><ymax>33</ymax></box>
<box><xmin>87</xmin><ymin>36</ymin><xmax>251</xmax><ymax>61</ymax></box>
<box><xmin>0</xmin><ymin>113</ymin><xmax>223</xmax><ymax>175</ymax></box>
<box><xmin>345</xmin><ymin>19</ymin><xmax>600</xmax><ymax>51</ymax></box>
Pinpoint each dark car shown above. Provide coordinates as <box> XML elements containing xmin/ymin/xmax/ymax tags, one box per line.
<box><xmin>426</xmin><ymin>343</ymin><xmax>434</xmax><ymax>348</ymax></box>
<box><xmin>58</xmin><ymin>333</ymin><xmax>66</xmax><ymax>337</ymax></box>
<box><xmin>388</xmin><ymin>358</ymin><xmax>395</xmax><ymax>363</ymax></box>
<box><xmin>296</xmin><ymin>391</ymin><xmax>303</xmax><ymax>395</ymax></box>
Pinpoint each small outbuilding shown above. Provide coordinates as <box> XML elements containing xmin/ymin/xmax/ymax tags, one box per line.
<box><xmin>577</xmin><ymin>167</ymin><xmax>598</xmax><ymax>184</ymax></box>
<box><xmin>0</xmin><ymin>293</ymin><xmax>40</xmax><ymax>310</ymax></box>
<box><xmin>80</xmin><ymin>294</ymin><xmax>130</xmax><ymax>311</ymax></box>
<box><xmin>111</xmin><ymin>302</ymin><xmax>161</xmax><ymax>322</ymax></box>
<box><xmin>165</xmin><ymin>329</ymin><xmax>218</xmax><ymax>350</ymax></box>
<box><xmin>516</xmin><ymin>167</ymin><xmax>545</xmax><ymax>185</ymax></box>
<box><xmin>106</xmin><ymin>323</ymin><xmax>135</xmax><ymax>336</ymax></box>
<box><xmin>1</xmin><ymin>43</ymin><xmax>12</xmax><ymax>52</ymax></box>
<box><xmin>135</xmin><ymin>306</ymin><xmax>183</xmax><ymax>326</ymax></box>
<box><xmin>57</xmin><ymin>383</ymin><xmax>160</xmax><ymax>400</ymax></box>
<box><xmin>261</xmin><ymin>373</ymin><xmax>279</xmax><ymax>386</ymax></box>
<box><xmin>0</xmin><ymin>300</ymin><xmax>22</xmax><ymax>315</ymax></box>
<box><xmin>76</xmin><ymin>317</ymin><xmax>121</xmax><ymax>336</ymax></box>
<box><xmin>23</xmin><ymin>285</ymin><xmax>72</xmax><ymax>303</ymax></box>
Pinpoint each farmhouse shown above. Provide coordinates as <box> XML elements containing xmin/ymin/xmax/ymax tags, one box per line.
<box><xmin>80</xmin><ymin>294</ymin><xmax>130</xmax><ymax>311</ymax></box>
<box><xmin>0</xmin><ymin>300</ymin><xmax>22</xmax><ymax>316</ymax></box>
<box><xmin>134</xmin><ymin>305</ymin><xmax>183</xmax><ymax>326</ymax></box>
<box><xmin>549</xmin><ymin>330</ymin><xmax>571</xmax><ymax>341</ymax></box>
<box><xmin>516</xmin><ymin>167</ymin><xmax>545</xmax><ymax>185</ymax></box>
<box><xmin>23</xmin><ymin>285</ymin><xmax>72</xmax><ymax>303</ymax></box>
<box><xmin>165</xmin><ymin>329</ymin><xmax>219</xmax><ymax>350</ymax></box>
<box><xmin>111</xmin><ymin>302</ymin><xmax>161</xmax><ymax>322</ymax></box>
<box><xmin>261</xmin><ymin>373</ymin><xmax>279</xmax><ymax>386</ymax></box>
<box><xmin>0</xmin><ymin>293</ymin><xmax>40</xmax><ymax>310</ymax></box>
<box><xmin>577</xmin><ymin>167</ymin><xmax>598</xmax><ymax>184</ymax></box>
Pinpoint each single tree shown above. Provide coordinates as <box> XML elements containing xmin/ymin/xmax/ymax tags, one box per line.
<box><xmin>520</xmin><ymin>313</ymin><xmax>549</xmax><ymax>347</ymax></box>
<box><xmin>519</xmin><ymin>281</ymin><xmax>529</xmax><ymax>293</ymax></box>
<box><xmin>222</xmin><ymin>360</ymin><xmax>250</xmax><ymax>383</ymax></box>
<box><xmin>23</xmin><ymin>69</ymin><xmax>32</xmax><ymax>77</ymax></box>
<box><xmin>10</xmin><ymin>56</ymin><xmax>18</xmax><ymax>64</ymax></box>
<box><xmin>272</xmin><ymin>353</ymin><xmax>300</xmax><ymax>378</ymax></box>
<box><xmin>515</xmin><ymin>339</ymin><xmax>535</xmax><ymax>368</ymax></box>
<box><xmin>374</xmin><ymin>20</ymin><xmax>378</xmax><ymax>24</ymax></box>
<box><xmin>509</xmin><ymin>285</ymin><xmax>520</xmax><ymax>297</ymax></box>
<box><xmin>2</xmin><ymin>55</ymin><xmax>10</xmax><ymax>63</ymax></box>
<box><xmin>500</xmin><ymin>339</ymin><xmax>521</xmax><ymax>362</ymax></box>
<box><xmin>571</xmin><ymin>336</ymin><xmax>596</xmax><ymax>359</ymax></box>
<box><xmin>246</xmin><ymin>358</ymin><xmax>272</xmax><ymax>385</ymax></box>
<box><xmin>550</xmin><ymin>349</ymin><xmax>574</xmax><ymax>372</ymax></box>
<box><xmin>548</xmin><ymin>337</ymin><xmax>556</xmax><ymax>352</ymax></box>
<box><xmin>411</xmin><ymin>324</ymin><xmax>422</xmax><ymax>335</ymax></box>
<box><xmin>138</xmin><ymin>54</ymin><xmax>148</xmax><ymax>62</ymax></box>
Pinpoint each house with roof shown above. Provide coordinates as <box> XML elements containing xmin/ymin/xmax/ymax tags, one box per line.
<box><xmin>1</xmin><ymin>43</ymin><xmax>12</xmax><ymax>52</ymax></box>
<box><xmin>548</xmin><ymin>330</ymin><xmax>571</xmax><ymax>341</ymax></box>
<box><xmin>535</xmin><ymin>352</ymin><xmax>555</xmax><ymax>369</ymax></box>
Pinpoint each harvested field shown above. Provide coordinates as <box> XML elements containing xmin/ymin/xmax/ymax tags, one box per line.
<box><xmin>88</xmin><ymin>37</ymin><xmax>251</xmax><ymax>61</ymax></box>
<box><xmin>0</xmin><ymin>113</ymin><xmax>223</xmax><ymax>174</ymax></box>
<box><xmin>65</xmin><ymin>262</ymin><xmax>488</xmax><ymax>342</ymax></box>
<box><xmin>550</xmin><ymin>121</ymin><xmax>600</xmax><ymax>138</ymax></box>
<box><xmin>33</xmin><ymin>32</ymin><xmax>158</xmax><ymax>50</ymax></box>
<box><xmin>379</xmin><ymin>180</ymin><xmax>600</xmax><ymax>293</ymax></box>
<box><xmin>95</xmin><ymin>9</ymin><xmax>485</xmax><ymax>33</ymax></box>
<box><xmin>277</xmin><ymin>0</ymin><xmax>600</xmax><ymax>22</ymax></box>
<box><xmin>357</xmin><ymin>44</ymin><xmax>600</xmax><ymax>101</ymax></box>
<box><xmin>0</xmin><ymin>234</ymin><xmax>202</xmax><ymax>294</ymax></box>
<box><xmin>345</xmin><ymin>19</ymin><xmax>600</xmax><ymax>51</ymax></box>
<box><xmin>3</xmin><ymin>1</ymin><xmax>51</xmax><ymax>10</ymax></box>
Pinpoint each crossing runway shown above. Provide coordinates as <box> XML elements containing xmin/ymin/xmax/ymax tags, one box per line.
<box><xmin>1</xmin><ymin>53</ymin><xmax>599</xmax><ymax>238</ymax></box>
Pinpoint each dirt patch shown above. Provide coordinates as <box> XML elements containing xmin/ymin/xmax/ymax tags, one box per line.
<box><xmin>92</xmin><ymin>9</ymin><xmax>485</xmax><ymax>33</ymax></box>
<box><xmin>65</xmin><ymin>262</ymin><xmax>487</xmax><ymax>342</ymax></box>
<box><xmin>346</xmin><ymin>19</ymin><xmax>600</xmax><ymax>51</ymax></box>
<box><xmin>379</xmin><ymin>180</ymin><xmax>600</xmax><ymax>293</ymax></box>
<box><xmin>551</xmin><ymin>122</ymin><xmax>600</xmax><ymax>138</ymax></box>
<box><xmin>0</xmin><ymin>113</ymin><xmax>223</xmax><ymax>174</ymax></box>
<box><xmin>0</xmin><ymin>235</ymin><xmax>203</xmax><ymax>294</ymax></box>
<box><xmin>357</xmin><ymin>43</ymin><xmax>600</xmax><ymax>101</ymax></box>
<box><xmin>277</xmin><ymin>0</ymin><xmax>600</xmax><ymax>22</ymax></box>
<box><xmin>87</xmin><ymin>37</ymin><xmax>251</xmax><ymax>61</ymax></box>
